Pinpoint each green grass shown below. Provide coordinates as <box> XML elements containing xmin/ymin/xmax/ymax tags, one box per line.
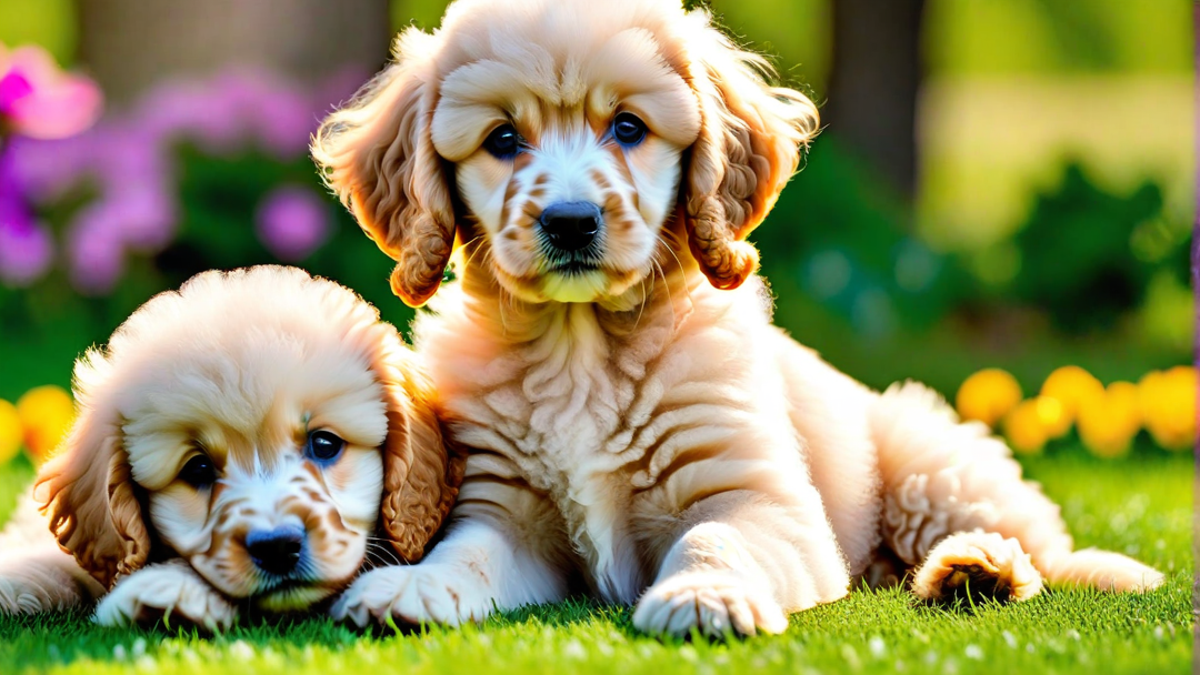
<box><xmin>0</xmin><ymin>447</ymin><xmax>1191</xmax><ymax>675</ymax></box>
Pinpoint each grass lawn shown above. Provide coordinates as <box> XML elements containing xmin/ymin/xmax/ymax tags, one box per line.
<box><xmin>0</xmin><ymin>446</ymin><xmax>1191</xmax><ymax>675</ymax></box>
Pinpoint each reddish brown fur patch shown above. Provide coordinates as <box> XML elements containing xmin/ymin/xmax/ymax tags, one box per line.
<box><xmin>497</xmin><ymin>172</ymin><xmax>525</xmax><ymax>232</ymax></box>
<box><xmin>521</xmin><ymin>201</ymin><xmax>542</xmax><ymax>222</ymax></box>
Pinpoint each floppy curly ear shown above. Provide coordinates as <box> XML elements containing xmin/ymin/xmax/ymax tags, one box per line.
<box><xmin>312</xmin><ymin>29</ymin><xmax>455</xmax><ymax>307</ymax></box>
<box><xmin>681</xmin><ymin>11</ymin><xmax>820</xmax><ymax>290</ymax></box>
<box><xmin>372</xmin><ymin>335</ymin><xmax>465</xmax><ymax>562</ymax></box>
<box><xmin>33</xmin><ymin>352</ymin><xmax>150</xmax><ymax>589</ymax></box>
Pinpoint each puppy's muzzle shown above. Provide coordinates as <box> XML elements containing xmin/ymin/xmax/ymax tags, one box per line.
<box><xmin>245</xmin><ymin>525</ymin><xmax>305</xmax><ymax>577</ymax></box>
<box><xmin>538</xmin><ymin>201</ymin><xmax>602</xmax><ymax>253</ymax></box>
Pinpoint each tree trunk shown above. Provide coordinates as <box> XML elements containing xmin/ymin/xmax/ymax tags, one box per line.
<box><xmin>824</xmin><ymin>0</ymin><xmax>926</xmax><ymax>197</ymax></box>
<box><xmin>76</xmin><ymin>0</ymin><xmax>391</xmax><ymax>106</ymax></box>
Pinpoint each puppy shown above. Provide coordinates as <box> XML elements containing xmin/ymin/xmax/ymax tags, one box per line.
<box><xmin>313</xmin><ymin>0</ymin><xmax>1164</xmax><ymax>637</ymax></box>
<box><xmin>0</xmin><ymin>266</ymin><xmax>461</xmax><ymax>630</ymax></box>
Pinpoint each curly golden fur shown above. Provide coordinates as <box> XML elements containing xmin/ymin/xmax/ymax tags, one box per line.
<box><xmin>0</xmin><ymin>266</ymin><xmax>462</xmax><ymax>628</ymax></box>
<box><xmin>315</xmin><ymin>0</ymin><xmax>1162</xmax><ymax>638</ymax></box>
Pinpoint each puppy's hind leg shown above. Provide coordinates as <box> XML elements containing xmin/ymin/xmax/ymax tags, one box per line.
<box><xmin>911</xmin><ymin>530</ymin><xmax>1042</xmax><ymax>603</ymax></box>
<box><xmin>871</xmin><ymin>382</ymin><xmax>1164</xmax><ymax>599</ymax></box>
<box><xmin>0</xmin><ymin>493</ymin><xmax>105</xmax><ymax>614</ymax></box>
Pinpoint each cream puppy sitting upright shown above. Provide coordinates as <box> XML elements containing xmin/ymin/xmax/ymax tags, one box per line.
<box><xmin>313</xmin><ymin>0</ymin><xmax>1164</xmax><ymax>638</ymax></box>
<box><xmin>0</xmin><ymin>266</ymin><xmax>462</xmax><ymax>629</ymax></box>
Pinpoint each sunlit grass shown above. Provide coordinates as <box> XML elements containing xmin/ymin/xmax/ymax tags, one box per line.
<box><xmin>0</xmin><ymin>447</ymin><xmax>1190</xmax><ymax>675</ymax></box>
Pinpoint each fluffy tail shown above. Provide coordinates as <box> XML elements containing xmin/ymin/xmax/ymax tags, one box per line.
<box><xmin>1039</xmin><ymin>549</ymin><xmax>1163</xmax><ymax>592</ymax></box>
<box><xmin>869</xmin><ymin>381</ymin><xmax>1164</xmax><ymax>593</ymax></box>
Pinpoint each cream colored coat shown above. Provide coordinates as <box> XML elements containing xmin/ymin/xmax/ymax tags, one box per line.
<box><xmin>315</xmin><ymin>0</ymin><xmax>1163</xmax><ymax>638</ymax></box>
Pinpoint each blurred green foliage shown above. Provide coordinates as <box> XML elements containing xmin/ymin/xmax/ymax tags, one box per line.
<box><xmin>385</xmin><ymin>0</ymin><xmax>1191</xmax><ymax>105</ymax></box>
<box><xmin>0</xmin><ymin>0</ymin><xmax>1191</xmax><ymax>404</ymax></box>
<box><xmin>751</xmin><ymin>142</ymin><xmax>1191</xmax><ymax>395</ymax></box>
<box><xmin>155</xmin><ymin>147</ymin><xmax>408</xmax><ymax>324</ymax></box>
<box><xmin>925</xmin><ymin>0</ymin><xmax>1192</xmax><ymax>76</ymax></box>
<box><xmin>1007</xmin><ymin>163</ymin><xmax>1188</xmax><ymax>334</ymax></box>
<box><xmin>0</xmin><ymin>0</ymin><xmax>76</xmax><ymax>63</ymax></box>
<box><xmin>5</xmin><ymin>1</ymin><xmax>1192</xmax><ymax>79</ymax></box>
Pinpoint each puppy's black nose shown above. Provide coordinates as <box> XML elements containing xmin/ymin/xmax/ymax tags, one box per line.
<box><xmin>538</xmin><ymin>201</ymin><xmax>602</xmax><ymax>252</ymax></box>
<box><xmin>246</xmin><ymin>526</ymin><xmax>304</xmax><ymax>576</ymax></box>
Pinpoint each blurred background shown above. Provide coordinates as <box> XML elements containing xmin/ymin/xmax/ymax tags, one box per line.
<box><xmin>0</xmin><ymin>0</ymin><xmax>1192</xmax><ymax>460</ymax></box>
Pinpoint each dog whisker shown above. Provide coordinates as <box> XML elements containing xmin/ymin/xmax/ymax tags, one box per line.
<box><xmin>460</xmin><ymin>232</ymin><xmax>490</xmax><ymax>274</ymax></box>
<box><xmin>631</xmin><ymin>274</ymin><xmax>648</xmax><ymax>331</ymax></box>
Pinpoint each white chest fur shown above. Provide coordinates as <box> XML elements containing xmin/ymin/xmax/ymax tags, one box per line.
<box><xmin>427</xmin><ymin>299</ymin><xmax>673</xmax><ymax>599</ymax></box>
<box><xmin>413</xmin><ymin>278</ymin><xmax>860</xmax><ymax>602</ymax></box>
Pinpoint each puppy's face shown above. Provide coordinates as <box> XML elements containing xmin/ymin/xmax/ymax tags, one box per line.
<box><xmin>36</xmin><ymin>266</ymin><xmax>462</xmax><ymax>611</ymax></box>
<box><xmin>431</xmin><ymin>23</ymin><xmax>701</xmax><ymax>303</ymax></box>
<box><xmin>313</xmin><ymin>0</ymin><xmax>818</xmax><ymax>309</ymax></box>
<box><xmin>119</xmin><ymin>332</ymin><xmax>386</xmax><ymax>610</ymax></box>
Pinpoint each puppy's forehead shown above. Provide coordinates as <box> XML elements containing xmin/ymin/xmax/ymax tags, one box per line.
<box><xmin>430</xmin><ymin>0</ymin><xmax>701</xmax><ymax>159</ymax></box>
<box><xmin>117</xmin><ymin>330</ymin><xmax>388</xmax><ymax>487</ymax></box>
<box><xmin>102</xmin><ymin>267</ymin><xmax>386</xmax><ymax>430</ymax></box>
<box><xmin>123</xmin><ymin>331</ymin><xmax>371</xmax><ymax>418</ymax></box>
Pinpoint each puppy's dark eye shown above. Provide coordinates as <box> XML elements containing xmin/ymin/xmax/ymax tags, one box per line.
<box><xmin>307</xmin><ymin>430</ymin><xmax>346</xmax><ymax>463</ymax></box>
<box><xmin>613</xmin><ymin>112</ymin><xmax>647</xmax><ymax>146</ymax></box>
<box><xmin>483</xmin><ymin>124</ymin><xmax>520</xmax><ymax>159</ymax></box>
<box><xmin>179</xmin><ymin>455</ymin><xmax>216</xmax><ymax>489</ymax></box>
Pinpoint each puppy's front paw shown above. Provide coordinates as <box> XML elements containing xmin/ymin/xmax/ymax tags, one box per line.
<box><xmin>632</xmin><ymin>570</ymin><xmax>788</xmax><ymax>639</ymax></box>
<box><xmin>94</xmin><ymin>562</ymin><xmax>235</xmax><ymax>632</ymax></box>
<box><xmin>912</xmin><ymin>530</ymin><xmax>1042</xmax><ymax>603</ymax></box>
<box><xmin>0</xmin><ymin>568</ymin><xmax>84</xmax><ymax>614</ymax></box>
<box><xmin>331</xmin><ymin>564</ymin><xmax>494</xmax><ymax>629</ymax></box>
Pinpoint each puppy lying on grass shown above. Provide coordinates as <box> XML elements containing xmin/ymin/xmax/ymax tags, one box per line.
<box><xmin>0</xmin><ymin>266</ymin><xmax>462</xmax><ymax>630</ymax></box>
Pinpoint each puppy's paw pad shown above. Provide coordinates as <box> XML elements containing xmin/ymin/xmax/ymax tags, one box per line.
<box><xmin>331</xmin><ymin>565</ymin><xmax>491</xmax><ymax>629</ymax></box>
<box><xmin>912</xmin><ymin>531</ymin><xmax>1042</xmax><ymax>603</ymax></box>
<box><xmin>632</xmin><ymin>571</ymin><xmax>787</xmax><ymax>639</ymax></box>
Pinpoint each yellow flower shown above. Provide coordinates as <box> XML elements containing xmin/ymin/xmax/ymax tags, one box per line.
<box><xmin>0</xmin><ymin>399</ymin><xmax>22</xmax><ymax>465</ymax></box>
<box><xmin>16</xmin><ymin>385</ymin><xmax>76</xmax><ymax>462</ymax></box>
<box><xmin>1139</xmin><ymin>366</ymin><xmax>1196</xmax><ymax>451</ymax></box>
<box><xmin>1039</xmin><ymin>366</ymin><xmax>1105</xmax><ymax>438</ymax></box>
<box><xmin>1138</xmin><ymin>369</ymin><xmax>1167</xmax><ymax>422</ymax></box>
<box><xmin>956</xmin><ymin>368</ymin><xmax>1023</xmax><ymax>428</ymax></box>
<box><xmin>1003</xmin><ymin>397</ymin><xmax>1057</xmax><ymax>455</ymax></box>
<box><xmin>1078</xmin><ymin>381</ymin><xmax>1141</xmax><ymax>459</ymax></box>
<box><xmin>1030</xmin><ymin>391</ymin><xmax>1070</xmax><ymax>439</ymax></box>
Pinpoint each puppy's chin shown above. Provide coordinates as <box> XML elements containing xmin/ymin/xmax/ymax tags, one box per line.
<box><xmin>253</xmin><ymin>583</ymin><xmax>339</xmax><ymax>613</ymax></box>
<box><xmin>490</xmin><ymin>257</ymin><xmax>650</xmax><ymax>307</ymax></box>
<box><xmin>541</xmin><ymin>269</ymin><xmax>609</xmax><ymax>303</ymax></box>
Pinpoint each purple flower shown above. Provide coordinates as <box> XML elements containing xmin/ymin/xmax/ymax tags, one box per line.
<box><xmin>0</xmin><ymin>213</ymin><xmax>53</xmax><ymax>286</ymax></box>
<box><xmin>136</xmin><ymin>79</ymin><xmax>246</xmax><ymax>153</ymax></box>
<box><xmin>67</xmin><ymin>205</ymin><xmax>126</xmax><ymax>295</ymax></box>
<box><xmin>0</xmin><ymin>144</ymin><xmax>53</xmax><ymax>285</ymax></box>
<box><xmin>313</xmin><ymin>66</ymin><xmax>373</xmax><ymax>115</ymax></box>
<box><xmin>252</xmin><ymin>83</ymin><xmax>315</xmax><ymax>159</ymax></box>
<box><xmin>0</xmin><ymin>44</ymin><xmax>102</xmax><ymax>140</ymax></box>
<box><xmin>106</xmin><ymin>186</ymin><xmax>178</xmax><ymax>251</ymax></box>
<box><xmin>214</xmin><ymin>68</ymin><xmax>314</xmax><ymax>159</ymax></box>
<box><xmin>90</xmin><ymin>126</ymin><xmax>178</xmax><ymax>250</ymax></box>
<box><xmin>255</xmin><ymin>186</ymin><xmax>331</xmax><ymax>261</ymax></box>
<box><xmin>4</xmin><ymin>134</ymin><xmax>93</xmax><ymax>203</ymax></box>
<box><xmin>94</xmin><ymin>126</ymin><xmax>172</xmax><ymax>185</ymax></box>
<box><xmin>0</xmin><ymin>69</ymin><xmax>34</xmax><ymax>112</ymax></box>
<box><xmin>0</xmin><ymin>64</ymin><xmax>364</xmax><ymax>295</ymax></box>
